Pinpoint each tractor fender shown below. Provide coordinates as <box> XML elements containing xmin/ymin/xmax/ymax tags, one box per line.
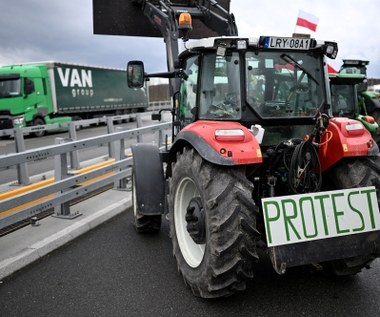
<box><xmin>170</xmin><ymin>121</ymin><xmax>263</xmax><ymax>166</ymax></box>
<box><xmin>171</xmin><ymin>131</ymin><xmax>235</xmax><ymax>166</ymax></box>
<box><xmin>318</xmin><ymin>117</ymin><xmax>378</xmax><ymax>171</ymax></box>
<box><xmin>131</xmin><ymin>143</ymin><xmax>165</xmax><ymax>215</ymax></box>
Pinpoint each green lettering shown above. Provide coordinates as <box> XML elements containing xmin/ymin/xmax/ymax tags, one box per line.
<box><xmin>263</xmin><ymin>201</ymin><xmax>281</xmax><ymax>244</ymax></box>
<box><xmin>314</xmin><ymin>194</ymin><xmax>330</xmax><ymax>235</ymax></box>
<box><xmin>332</xmin><ymin>192</ymin><xmax>350</xmax><ymax>234</ymax></box>
<box><xmin>299</xmin><ymin>197</ymin><xmax>318</xmax><ymax>238</ymax></box>
<box><xmin>361</xmin><ymin>188</ymin><xmax>377</xmax><ymax>229</ymax></box>
<box><xmin>348</xmin><ymin>190</ymin><xmax>365</xmax><ymax>232</ymax></box>
<box><xmin>281</xmin><ymin>199</ymin><xmax>301</xmax><ymax>241</ymax></box>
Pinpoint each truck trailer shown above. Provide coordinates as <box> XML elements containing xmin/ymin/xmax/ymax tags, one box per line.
<box><xmin>0</xmin><ymin>62</ymin><xmax>149</xmax><ymax>136</ymax></box>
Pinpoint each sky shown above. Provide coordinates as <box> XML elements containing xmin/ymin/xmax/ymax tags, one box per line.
<box><xmin>0</xmin><ymin>0</ymin><xmax>379</xmax><ymax>79</ymax></box>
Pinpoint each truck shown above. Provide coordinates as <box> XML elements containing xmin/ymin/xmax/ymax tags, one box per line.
<box><xmin>0</xmin><ymin>62</ymin><xmax>149</xmax><ymax>136</ymax></box>
<box><xmin>94</xmin><ymin>0</ymin><xmax>380</xmax><ymax>298</ymax></box>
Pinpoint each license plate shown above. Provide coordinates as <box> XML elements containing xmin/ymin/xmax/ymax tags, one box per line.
<box><xmin>263</xmin><ymin>37</ymin><xmax>312</xmax><ymax>50</ymax></box>
<box><xmin>262</xmin><ymin>186</ymin><xmax>380</xmax><ymax>247</ymax></box>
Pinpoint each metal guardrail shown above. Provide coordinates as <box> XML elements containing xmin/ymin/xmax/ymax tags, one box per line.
<box><xmin>0</xmin><ymin>113</ymin><xmax>172</xmax><ymax>230</ymax></box>
<box><xmin>0</xmin><ymin>100</ymin><xmax>172</xmax><ymax>138</ymax></box>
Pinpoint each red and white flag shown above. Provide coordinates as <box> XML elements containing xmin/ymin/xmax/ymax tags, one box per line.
<box><xmin>296</xmin><ymin>10</ymin><xmax>319</xmax><ymax>32</ymax></box>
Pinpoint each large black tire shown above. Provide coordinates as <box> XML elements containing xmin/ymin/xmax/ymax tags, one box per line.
<box><xmin>325</xmin><ymin>156</ymin><xmax>380</xmax><ymax>275</ymax></box>
<box><xmin>132</xmin><ymin>173</ymin><xmax>161</xmax><ymax>233</ymax></box>
<box><xmin>169</xmin><ymin>147</ymin><xmax>259</xmax><ymax>298</ymax></box>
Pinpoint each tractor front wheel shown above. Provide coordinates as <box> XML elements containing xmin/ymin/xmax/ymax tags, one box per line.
<box><xmin>169</xmin><ymin>148</ymin><xmax>259</xmax><ymax>298</ymax></box>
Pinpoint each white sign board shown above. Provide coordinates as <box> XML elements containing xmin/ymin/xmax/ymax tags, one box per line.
<box><xmin>262</xmin><ymin>186</ymin><xmax>380</xmax><ymax>247</ymax></box>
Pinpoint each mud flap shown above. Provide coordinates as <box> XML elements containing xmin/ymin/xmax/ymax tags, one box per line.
<box><xmin>270</xmin><ymin>231</ymin><xmax>380</xmax><ymax>274</ymax></box>
<box><xmin>131</xmin><ymin>143</ymin><xmax>165</xmax><ymax>215</ymax></box>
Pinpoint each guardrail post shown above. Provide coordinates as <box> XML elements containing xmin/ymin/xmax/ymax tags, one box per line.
<box><xmin>53</xmin><ymin>137</ymin><xmax>81</xmax><ymax>219</ymax></box>
<box><xmin>68</xmin><ymin>122</ymin><xmax>80</xmax><ymax>170</ymax></box>
<box><xmin>107</xmin><ymin>117</ymin><xmax>116</xmax><ymax>159</ymax></box>
<box><xmin>136</xmin><ymin>114</ymin><xmax>143</xmax><ymax>143</ymax></box>
<box><xmin>14</xmin><ymin>128</ymin><xmax>30</xmax><ymax>185</ymax></box>
<box><xmin>158</xmin><ymin>128</ymin><xmax>163</xmax><ymax>147</ymax></box>
<box><xmin>114</xmin><ymin>126</ymin><xmax>129</xmax><ymax>189</ymax></box>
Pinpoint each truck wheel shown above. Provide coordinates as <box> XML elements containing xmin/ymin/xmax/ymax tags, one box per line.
<box><xmin>72</xmin><ymin>116</ymin><xmax>82</xmax><ymax>131</ymax></box>
<box><xmin>169</xmin><ymin>147</ymin><xmax>259</xmax><ymax>298</ymax></box>
<box><xmin>132</xmin><ymin>173</ymin><xmax>161</xmax><ymax>233</ymax></box>
<box><xmin>324</xmin><ymin>157</ymin><xmax>380</xmax><ymax>275</ymax></box>
<box><xmin>32</xmin><ymin>117</ymin><xmax>46</xmax><ymax>137</ymax></box>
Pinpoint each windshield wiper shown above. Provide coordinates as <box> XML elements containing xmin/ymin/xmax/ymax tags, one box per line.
<box><xmin>280</xmin><ymin>53</ymin><xmax>319</xmax><ymax>85</ymax></box>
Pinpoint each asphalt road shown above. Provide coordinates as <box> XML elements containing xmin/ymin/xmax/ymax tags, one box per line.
<box><xmin>1</xmin><ymin>209</ymin><xmax>380</xmax><ymax>317</ymax></box>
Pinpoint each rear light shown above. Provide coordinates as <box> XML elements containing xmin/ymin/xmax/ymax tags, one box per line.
<box><xmin>215</xmin><ymin>129</ymin><xmax>245</xmax><ymax>142</ymax></box>
<box><xmin>363</xmin><ymin>115</ymin><xmax>376</xmax><ymax>124</ymax></box>
<box><xmin>345</xmin><ymin>122</ymin><xmax>364</xmax><ymax>135</ymax></box>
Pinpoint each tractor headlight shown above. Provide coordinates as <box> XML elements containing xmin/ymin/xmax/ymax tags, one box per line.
<box><xmin>324</xmin><ymin>41</ymin><xmax>338</xmax><ymax>59</ymax></box>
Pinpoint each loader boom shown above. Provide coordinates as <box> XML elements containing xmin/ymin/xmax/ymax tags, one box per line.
<box><xmin>134</xmin><ymin>0</ymin><xmax>237</xmax><ymax>94</ymax></box>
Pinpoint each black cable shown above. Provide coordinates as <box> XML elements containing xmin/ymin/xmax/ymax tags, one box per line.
<box><xmin>288</xmin><ymin>139</ymin><xmax>322</xmax><ymax>194</ymax></box>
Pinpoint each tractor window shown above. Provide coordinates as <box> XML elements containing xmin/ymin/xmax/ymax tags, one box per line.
<box><xmin>179</xmin><ymin>55</ymin><xmax>199</xmax><ymax>125</ymax></box>
<box><xmin>199</xmin><ymin>52</ymin><xmax>241</xmax><ymax>120</ymax></box>
<box><xmin>331</xmin><ymin>84</ymin><xmax>356</xmax><ymax>118</ymax></box>
<box><xmin>246</xmin><ymin>51</ymin><xmax>324</xmax><ymax>118</ymax></box>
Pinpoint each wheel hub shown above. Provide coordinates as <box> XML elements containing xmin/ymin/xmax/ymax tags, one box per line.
<box><xmin>185</xmin><ymin>197</ymin><xmax>205</xmax><ymax>244</ymax></box>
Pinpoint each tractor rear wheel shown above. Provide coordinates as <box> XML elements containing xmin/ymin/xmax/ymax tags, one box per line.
<box><xmin>169</xmin><ymin>147</ymin><xmax>259</xmax><ymax>298</ymax></box>
<box><xmin>325</xmin><ymin>156</ymin><xmax>380</xmax><ymax>275</ymax></box>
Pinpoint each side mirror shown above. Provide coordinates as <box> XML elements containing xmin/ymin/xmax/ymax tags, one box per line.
<box><xmin>127</xmin><ymin>61</ymin><xmax>145</xmax><ymax>88</ymax></box>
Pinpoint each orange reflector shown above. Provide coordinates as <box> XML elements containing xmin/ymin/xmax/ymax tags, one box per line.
<box><xmin>179</xmin><ymin>12</ymin><xmax>192</xmax><ymax>28</ymax></box>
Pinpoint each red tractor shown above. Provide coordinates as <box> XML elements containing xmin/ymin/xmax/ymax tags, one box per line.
<box><xmin>94</xmin><ymin>0</ymin><xmax>380</xmax><ymax>298</ymax></box>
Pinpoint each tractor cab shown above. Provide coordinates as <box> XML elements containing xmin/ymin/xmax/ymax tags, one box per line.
<box><xmin>174</xmin><ymin>36</ymin><xmax>337</xmax><ymax>145</ymax></box>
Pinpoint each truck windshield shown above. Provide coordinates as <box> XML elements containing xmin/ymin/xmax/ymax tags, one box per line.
<box><xmin>199</xmin><ymin>52</ymin><xmax>241</xmax><ymax>120</ymax></box>
<box><xmin>0</xmin><ymin>78</ymin><xmax>21</xmax><ymax>98</ymax></box>
<box><xmin>245</xmin><ymin>51</ymin><xmax>324</xmax><ymax>118</ymax></box>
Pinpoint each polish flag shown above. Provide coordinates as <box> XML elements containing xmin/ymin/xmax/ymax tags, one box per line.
<box><xmin>327</xmin><ymin>64</ymin><xmax>338</xmax><ymax>74</ymax></box>
<box><xmin>296</xmin><ymin>10</ymin><xmax>319</xmax><ymax>32</ymax></box>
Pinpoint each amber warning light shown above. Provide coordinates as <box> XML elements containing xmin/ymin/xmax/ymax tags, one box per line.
<box><xmin>178</xmin><ymin>12</ymin><xmax>193</xmax><ymax>31</ymax></box>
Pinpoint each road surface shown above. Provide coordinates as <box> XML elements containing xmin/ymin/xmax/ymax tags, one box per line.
<box><xmin>1</xmin><ymin>209</ymin><xmax>380</xmax><ymax>317</ymax></box>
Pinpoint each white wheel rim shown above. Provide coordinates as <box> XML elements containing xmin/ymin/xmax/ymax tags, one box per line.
<box><xmin>174</xmin><ymin>177</ymin><xmax>206</xmax><ymax>268</ymax></box>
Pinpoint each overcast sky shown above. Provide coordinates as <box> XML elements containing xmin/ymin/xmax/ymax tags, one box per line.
<box><xmin>0</xmin><ymin>0</ymin><xmax>379</xmax><ymax>78</ymax></box>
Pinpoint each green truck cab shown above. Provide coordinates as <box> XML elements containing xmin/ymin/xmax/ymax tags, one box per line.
<box><xmin>0</xmin><ymin>62</ymin><xmax>149</xmax><ymax>136</ymax></box>
<box><xmin>0</xmin><ymin>64</ymin><xmax>58</xmax><ymax>130</ymax></box>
